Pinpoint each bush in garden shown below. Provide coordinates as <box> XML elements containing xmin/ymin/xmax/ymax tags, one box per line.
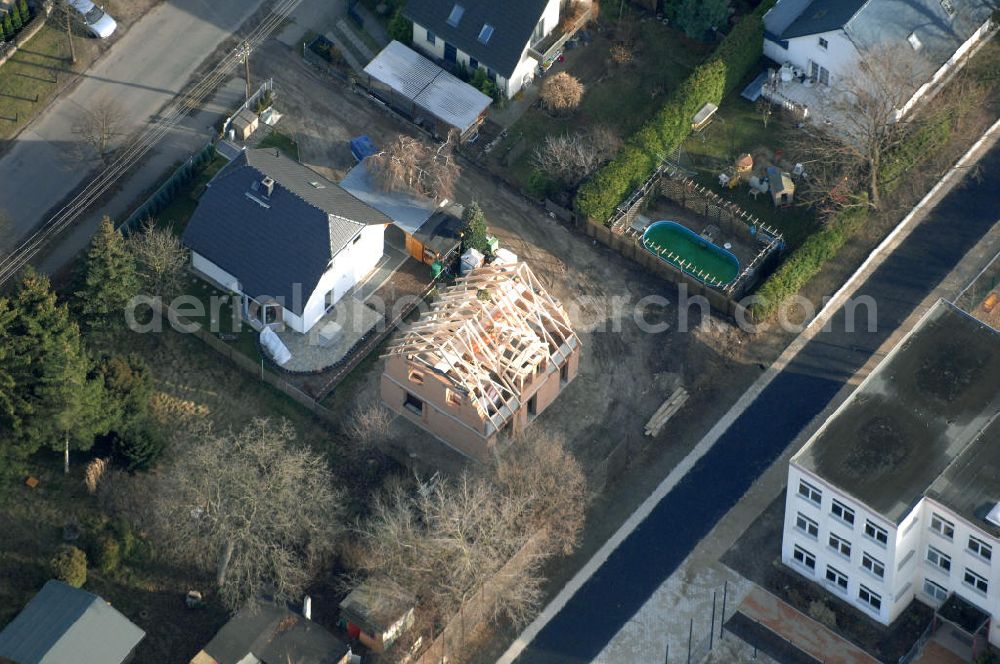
<box><xmin>51</xmin><ymin>545</ymin><xmax>88</xmax><ymax>587</ymax></box>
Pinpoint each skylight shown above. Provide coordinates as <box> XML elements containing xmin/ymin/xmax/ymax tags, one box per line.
<box><xmin>447</xmin><ymin>4</ymin><xmax>464</xmax><ymax>27</ymax></box>
<box><xmin>478</xmin><ymin>23</ymin><xmax>494</xmax><ymax>45</ymax></box>
<box><xmin>940</xmin><ymin>0</ymin><xmax>955</xmax><ymax>18</ymax></box>
<box><xmin>907</xmin><ymin>31</ymin><xmax>922</xmax><ymax>50</ymax></box>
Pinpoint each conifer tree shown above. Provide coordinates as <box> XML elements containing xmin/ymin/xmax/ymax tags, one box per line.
<box><xmin>77</xmin><ymin>217</ymin><xmax>140</xmax><ymax>339</ymax></box>
<box><xmin>460</xmin><ymin>201</ymin><xmax>490</xmax><ymax>255</ymax></box>
<box><xmin>10</xmin><ymin>4</ymin><xmax>22</xmax><ymax>31</ymax></box>
<box><xmin>2</xmin><ymin>13</ymin><xmax>14</xmax><ymax>41</ymax></box>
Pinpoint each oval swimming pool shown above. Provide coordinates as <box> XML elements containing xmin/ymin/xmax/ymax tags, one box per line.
<box><xmin>641</xmin><ymin>220</ymin><xmax>740</xmax><ymax>286</ymax></box>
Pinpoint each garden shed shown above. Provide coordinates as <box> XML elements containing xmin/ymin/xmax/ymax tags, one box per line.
<box><xmin>362</xmin><ymin>41</ymin><xmax>492</xmax><ymax>142</ymax></box>
<box><xmin>339</xmin><ymin>577</ymin><xmax>416</xmax><ymax>654</ymax></box>
<box><xmin>766</xmin><ymin>166</ymin><xmax>795</xmax><ymax>207</ymax></box>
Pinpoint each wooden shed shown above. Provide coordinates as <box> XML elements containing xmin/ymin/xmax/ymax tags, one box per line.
<box><xmin>339</xmin><ymin>577</ymin><xmax>415</xmax><ymax>654</ymax></box>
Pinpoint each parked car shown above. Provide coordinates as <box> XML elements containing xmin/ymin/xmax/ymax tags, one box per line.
<box><xmin>67</xmin><ymin>0</ymin><xmax>117</xmax><ymax>39</ymax></box>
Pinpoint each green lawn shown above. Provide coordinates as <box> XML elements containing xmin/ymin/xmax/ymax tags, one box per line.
<box><xmin>258</xmin><ymin>131</ymin><xmax>300</xmax><ymax>161</ymax></box>
<box><xmin>155</xmin><ymin>155</ymin><xmax>228</xmax><ymax>235</ymax></box>
<box><xmin>497</xmin><ymin>18</ymin><xmax>711</xmax><ymax>190</ymax></box>
<box><xmin>679</xmin><ymin>92</ymin><xmax>820</xmax><ymax>249</ymax></box>
<box><xmin>0</xmin><ymin>24</ymin><xmax>95</xmax><ymax>140</ymax></box>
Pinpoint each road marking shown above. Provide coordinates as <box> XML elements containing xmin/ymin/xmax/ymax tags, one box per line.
<box><xmin>496</xmin><ymin>116</ymin><xmax>1000</xmax><ymax>664</ymax></box>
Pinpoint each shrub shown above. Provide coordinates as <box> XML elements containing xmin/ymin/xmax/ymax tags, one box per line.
<box><xmin>470</xmin><ymin>68</ymin><xmax>500</xmax><ymax>101</ymax></box>
<box><xmin>51</xmin><ymin>545</ymin><xmax>87</xmax><ymax>587</ymax></box>
<box><xmin>94</xmin><ymin>535</ymin><xmax>121</xmax><ymax>574</ymax></box>
<box><xmin>387</xmin><ymin>10</ymin><xmax>411</xmax><ymax>45</ymax></box>
<box><xmin>109</xmin><ymin>425</ymin><xmax>165</xmax><ymax>472</ymax></box>
<box><xmin>879</xmin><ymin>112</ymin><xmax>955</xmax><ymax>195</ymax></box>
<box><xmin>2</xmin><ymin>14</ymin><xmax>13</xmax><ymax>41</ymax></box>
<box><xmin>10</xmin><ymin>5</ymin><xmax>22</xmax><ymax>31</ymax></box>
<box><xmin>540</xmin><ymin>73</ymin><xmax>585</xmax><ymax>113</ymax></box>
<box><xmin>112</xmin><ymin>520</ymin><xmax>139</xmax><ymax>560</ymax></box>
<box><xmin>749</xmin><ymin>201</ymin><xmax>869</xmax><ymax>321</ymax></box>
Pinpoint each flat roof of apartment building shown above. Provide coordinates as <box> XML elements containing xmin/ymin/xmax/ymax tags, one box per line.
<box><xmin>792</xmin><ymin>300</ymin><xmax>1000</xmax><ymax>526</ymax></box>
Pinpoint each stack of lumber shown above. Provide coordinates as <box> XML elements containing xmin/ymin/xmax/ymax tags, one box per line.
<box><xmin>644</xmin><ymin>387</ymin><xmax>689</xmax><ymax>438</ymax></box>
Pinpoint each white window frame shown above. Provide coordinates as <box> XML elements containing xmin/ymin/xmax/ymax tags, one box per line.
<box><xmin>825</xmin><ymin>565</ymin><xmax>848</xmax><ymax>592</ymax></box>
<box><xmin>968</xmin><ymin>536</ymin><xmax>992</xmax><ymax>562</ymax></box>
<box><xmin>923</xmin><ymin>578</ymin><xmax>948</xmax><ymax>603</ymax></box>
<box><xmin>798</xmin><ymin>480</ymin><xmax>822</xmax><ymax>506</ymax></box>
<box><xmin>858</xmin><ymin>584</ymin><xmax>882</xmax><ymax>612</ymax></box>
<box><xmin>864</xmin><ymin>520</ymin><xmax>888</xmax><ymax>548</ymax></box>
<box><xmin>793</xmin><ymin>544</ymin><xmax>816</xmax><ymax>572</ymax></box>
<box><xmin>930</xmin><ymin>513</ymin><xmax>955</xmax><ymax>540</ymax></box>
<box><xmin>862</xmin><ymin>552</ymin><xmax>885</xmax><ymax>580</ymax></box>
<box><xmin>927</xmin><ymin>545</ymin><xmax>952</xmax><ymax>573</ymax></box>
<box><xmin>963</xmin><ymin>568</ymin><xmax>988</xmax><ymax>595</ymax></box>
<box><xmin>828</xmin><ymin>532</ymin><xmax>852</xmax><ymax>559</ymax></box>
<box><xmin>796</xmin><ymin>513</ymin><xmax>819</xmax><ymax>539</ymax></box>
<box><xmin>831</xmin><ymin>499</ymin><xmax>855</xmax><ymax>527</ymax></box>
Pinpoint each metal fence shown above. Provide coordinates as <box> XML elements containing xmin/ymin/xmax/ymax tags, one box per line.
<box><xmin>220</xmin><ymin>78</ymin><xmax>274</xmax><ymax>137</ymax></box>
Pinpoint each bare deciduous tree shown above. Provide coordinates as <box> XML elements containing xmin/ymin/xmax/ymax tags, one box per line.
<box><xmin>368</xmin><ymin>133</ymin><xmax>461</xmax><ymax>201</ymax></box>
<box><xmin>540</xmin><ymin>72</ymin><xmax>585</xmax><ymax>114</ymax></box>
<box><xmin>127</xmin><ymin>219</ymin><xmax>188</xmax><ymax>299</ymax></box>
<box><xmin>798</xmin><ymin>45</ymin><xmax>933</xmax><ymax>210</ymax></box>
<box><xmin>352</xmin><ymin>434</ymin><xmax>586</xmax><ymax>645</ymax></box>
<box><xmin>345</xmin><ymin>402</ymin><xmax>393</xmax><ymax>451</ymax></box>
<box><xmin>73</xmin><ymin>98</ymin><xmax>127</xmax><ymax>162</ymax></box>
<box><xmin>533</xmin><ymin>125</ymin><xmax>621</xmax><ymax>187</ymax></box>
<box><xmin>151</xmin><ymin>417</ymin><xmax>343</xmax><ymax>611</ymax></box>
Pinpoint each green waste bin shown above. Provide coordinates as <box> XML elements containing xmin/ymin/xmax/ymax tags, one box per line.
<box><xmin>430</xmin><ymin>261</ymin><xmax>443</xmax><ymax>279</ymax></box>
<box><xmin>485</xmin><ymin>235</ymin><xmax>500</xmax><ymax>254</ymax></box>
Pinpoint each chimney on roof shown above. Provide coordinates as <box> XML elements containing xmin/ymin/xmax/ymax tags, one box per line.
<box><xmin>261</xmin><ymin>176</ymin><xmax>275</xmax><ymax>198</ymax></box>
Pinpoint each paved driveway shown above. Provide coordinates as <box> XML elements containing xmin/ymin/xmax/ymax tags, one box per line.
<box><xmin>0</xmin><ymin>0</ymin><xmax>268</xmax><ymax>253</ymax></box>
<box><xmin>506</xmin><ymin>140</ymin><xmax>1000</xmax><ymax>663</ymax></box>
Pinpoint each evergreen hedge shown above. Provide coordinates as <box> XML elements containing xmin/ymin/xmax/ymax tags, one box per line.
<box><xmin>749</xmin><ymin>200</ymin><xmax>868</xmax><ymax>321</ymax></box>
<box><xmin>879</xmin><ymin>112</ymin><xmax>955</xmax><ymax>195</ymax></box>
<box><xmin>575</xmin><ymin>0</ymin><xmax>776</xmax><ymax>221</ymax></box>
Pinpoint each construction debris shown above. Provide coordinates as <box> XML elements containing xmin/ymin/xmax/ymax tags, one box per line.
<box><xmin>644</xmin><ymin>387</ymin><xmax>689</xmax><ymax>437</ymax></box>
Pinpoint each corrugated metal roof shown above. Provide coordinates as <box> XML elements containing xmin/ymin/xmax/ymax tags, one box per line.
<box><xmin>0</xmin><ymin>581</ymin><xmax>145</xmax><ymax>664</ymax></box>
<box><xmin>364</xmin><ymin>41</ymin><xmax>492</xmax><ymax>134</ymax></box>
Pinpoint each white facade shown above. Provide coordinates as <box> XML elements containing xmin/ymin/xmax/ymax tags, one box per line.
<box><xmin>409</xmin><ymin>0</ymin><xmax>560</xmax><ymax>99</ymax></box>
<box><xmin>191</xmin><ymin>223</ymin><xmax>385</xmax><ymax>334</ymax></box>
<box><xmin>782</xmin><ymin>464</ymin><xmax>1000</xmax><ymax>646</ymax></box>
<box><xmin>763</xmin><ymin>16</ymin><xmax>996</xmax><ymax>119</ymax></box>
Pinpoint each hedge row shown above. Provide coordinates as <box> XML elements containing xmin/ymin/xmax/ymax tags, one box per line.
<box><xmin>575</xmin><ymin>0</ymin><xmax>776</xmax><ymax>222</ymax></box>
<box><xmin>749</xmin><ymin>200</ymin><xmax>869</xmax><ymax>321</ymax></box>
<box><xmin>879</xmin><ymin>111</ymin><xmax>955</xmax><ymax>195</ymax></box>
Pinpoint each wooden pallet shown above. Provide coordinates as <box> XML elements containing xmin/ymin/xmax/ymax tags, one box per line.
<box><xmin>644</xmin><ymin>387</ymin><xmax>689</xmax><ymax>437</ymax></box>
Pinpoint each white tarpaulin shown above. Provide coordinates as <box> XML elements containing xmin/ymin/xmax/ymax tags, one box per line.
<box><xmin>260</xmin><ymin>327</ymin><xmax>292</xmax><ymax>366</ymax></box>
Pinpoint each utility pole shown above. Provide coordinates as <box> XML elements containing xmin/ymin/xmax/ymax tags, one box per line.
<box><xmin>63</xmin><ymin>2</ymin><xmax>76</xmax><ymax>64</ymax></box>
<box><xmin>239</xmin><ymin>41</ymin><xmax>252</xmax><ymax>102</ymax></box>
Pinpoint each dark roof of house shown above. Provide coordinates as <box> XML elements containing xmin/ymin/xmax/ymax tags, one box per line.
<box><xmin>776</xmin><ymin>0</ymin><xmax>866</xmax><ymax>39</ymax></box>
<box><xmin>198</xmin><ymin>603</ymin><xmax>350</xmax><ymax>664</ymax></box>
<box><xmin>182</xmin><ymin>149</ymin><xmax>390</xmax><ymax>315</ymax></box>
<box><xmin>0</xmin><ymin>580</ymin><xmax>145</xmax><ymax>664</ymax></box>
<box><xmin>403</xmin><ymin>0</ymin><xmax>549</xmax><ymax>77</ymax></box>
<box><xmin>793</xmin><ymin>300</ymin><xmax>1000</xmax><ymax>525</ymax></box>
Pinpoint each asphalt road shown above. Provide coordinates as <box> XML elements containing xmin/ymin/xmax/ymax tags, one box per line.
<box><xmin>510</xmin><ymin>140</ymin><xmax>1000</xmax><ymax>663</ymax></box>
<box><xmin>0</xmin><ymin>0</ymin><xmax>268</xmax><ymax>253</ymax></box>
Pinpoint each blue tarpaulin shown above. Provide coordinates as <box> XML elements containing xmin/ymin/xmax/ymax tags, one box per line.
<box><xmin>350</xmin><ymin>135</ymin><xmax>378</xmax><ymax>162</ymax></box>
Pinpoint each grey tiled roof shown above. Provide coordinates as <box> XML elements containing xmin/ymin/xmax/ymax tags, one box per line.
<box><xmin>0</xmin><ymin>580</ymin><xmax>145</xmax><ymax>664</ymax></box>
<box><xmin>183</xmin><ymin>149</ymin><xmax>390</xmax><ymax>315</ymax></box>
<box><xmin>403</xmin><ymin>0</ymin><xmax>550</xmax><ymax>77</ymax></box>
<box><xmin>777</xmin><ymin>0</ymin><xmax>866</xmax><ymax>39</ymax></box>
<box><xmin>200</xmin><ymin>602</ymin><xmax>350</xmax><ymax>664</ymax></box>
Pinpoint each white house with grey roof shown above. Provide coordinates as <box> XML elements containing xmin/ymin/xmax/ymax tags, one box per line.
<box><xmin>182</xmin><ymin>148</ymin><xmax>392</xmax><ymax>334</ymax></box>
<box><xmin>0</xmin><ymin>580</ymin><xmax>145</xmax><ymax>664</ymax></box>
<box><xmin>763</xmin><ymin>0</ymin><xmax>997</xmax><ymax>117</ymax></box>
<box><xmin>403</xmin><ymin>0</ymin><xmax>563</xmax><ymax>98</ymax></box>
<box><xmin>782</xmin><ymin>300</ymin><xmax>1000</xmax><ymax>657</ymax></box>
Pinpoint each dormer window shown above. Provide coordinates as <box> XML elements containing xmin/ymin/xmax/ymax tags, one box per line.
<box><xmin>447</xmin><ymin>4</ymin><xmax>464</xmax><ymax>27</ymax></box>
<box><xmin>940</xmin><ymin>0</ymin><xmax>955</xmax><ymax>17</ymax></box>
<box><xmin>907</xmin><ymin>31</ymin><xmax>922</xmax><ymax>50</ymax></box>
<box><xmin>478</xmin><ymin>23</ymin><xmax>494</xmax><ymax>45</ymax></box>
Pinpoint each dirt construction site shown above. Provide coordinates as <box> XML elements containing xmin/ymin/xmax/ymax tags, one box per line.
<box><xmin>248</xmin><ymin>37</ymin><xmax>784</xmax><ymax>486</ymax></box>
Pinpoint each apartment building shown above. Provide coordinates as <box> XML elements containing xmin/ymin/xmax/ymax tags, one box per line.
<box><xmin>781</xmin><ymin>300</ymin><xmax>1000</xmax><ymax>654</ymax></box>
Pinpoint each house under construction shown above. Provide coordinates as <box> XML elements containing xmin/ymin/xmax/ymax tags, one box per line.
<box><xmin>381</xmin><ymin>261</ymin><xmax>581</xmax><ymax>460</ymax></box>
